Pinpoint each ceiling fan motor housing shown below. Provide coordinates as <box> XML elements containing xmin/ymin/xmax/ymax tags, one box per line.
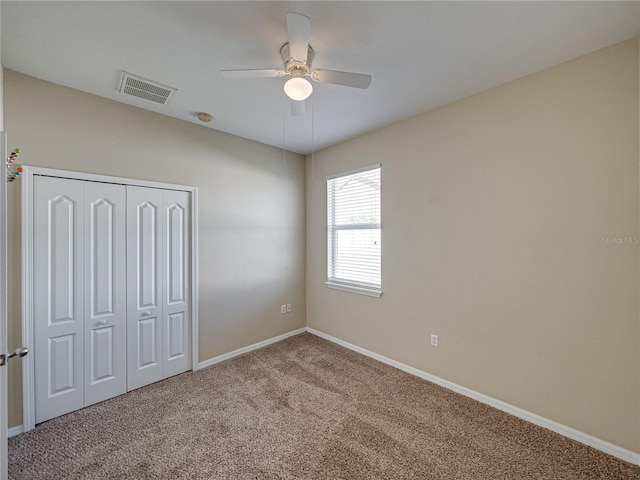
<box><xmin>281</xmin><ymin>43</ymin><xmax>315</xmax><ymax>77</ymax></box>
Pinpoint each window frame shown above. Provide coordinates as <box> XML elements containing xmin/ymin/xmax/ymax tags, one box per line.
<box><xmin>326</xmin><ymin>164</ymin><xmax>382</xmax><ymax>298</ymax></box>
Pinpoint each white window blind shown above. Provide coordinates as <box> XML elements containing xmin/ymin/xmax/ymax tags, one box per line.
<box><xmin>327</xmin><ymin>165</ymin><xmax>381</xmax><ymax>297</ymax></box>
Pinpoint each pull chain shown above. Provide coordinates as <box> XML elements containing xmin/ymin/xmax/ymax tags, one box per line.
<box><xmin>311</xmin><ymin>98</ymin><xmax>315</xmax><ymax>183</ymax></box>
<box><xmin>282</xmin><ymin>91</ymin><xmax>286</xmax><ymax>180</ymax></box>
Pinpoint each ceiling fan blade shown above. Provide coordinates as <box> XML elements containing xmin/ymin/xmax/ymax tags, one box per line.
<box><xmin>220</xmin><ymin>69</ymin><xmax>284</xmax><ymax>79</ymax></box>
<box><xmin>291</xmin><ymin>99</ymin><xmax>306</xmax><ymax>116</ymax></box>
<box><xmin>286</xmin><ymin>12</ymin><xmax>311</xmax><ymax>62</ymax></box>
<box><xmin>311</xmin><ymin>69</ymin><xmax>372</xmax><ymax>89</ymax></box>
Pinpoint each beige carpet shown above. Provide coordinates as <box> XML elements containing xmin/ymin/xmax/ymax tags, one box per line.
<box><xmin>8</xmin><ymin>333</ymin><xmax>640</xmax><ymax>479</ymax></box>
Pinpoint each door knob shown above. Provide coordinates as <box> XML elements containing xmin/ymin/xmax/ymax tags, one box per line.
<box><xmin>0</xmin><ymin>347</ymin><xmax>29</xmax><ymax>367</ymax></box>
<box><xmin>140</xmin><ymin>311</ymin><xmax>152</xmax><ymax>317</ymax></box>
<box><xmin>95</xmin><ymin>320</ymin><xmax>108</xmax><ymax>327</ymax></box>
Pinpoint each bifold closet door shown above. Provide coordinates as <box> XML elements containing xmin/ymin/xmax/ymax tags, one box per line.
<box><xmin>33</xmin><ymin>178</ymin><xmax>191</xmax><ymax>421</ymax></box>
<box><xmin>34</xmin><ymin>176</ymin><xmax>126</xmax><ymax>423</ymax></box>
<box><xmin>83</xmin><ymin>182</ymin><xmax>127</xmax><ymax>407</ymax></box>
<box><xmin>34</xmin><ymin>177</ymin><xmax>85</xmax><ymax>423</ymax></box>
<box><xmin>126</xmin><ymin>186</ymin><xmax>191</xmax><ymax>390</ymax></box>
<box><xmin>126</xmin><ymin>186</ymin><xmax>164</xmax><ymax>390</ymax></box>
<box><xmin>162</xmin><ymin>189</ymin><xmax>191</xmax><ymax>379</ymax></box>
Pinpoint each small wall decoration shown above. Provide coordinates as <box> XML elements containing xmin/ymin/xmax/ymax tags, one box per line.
<box><xmin>7</xmin><ymin>148</ymin><xmax>22</xmax><ymax>183</ymax></box>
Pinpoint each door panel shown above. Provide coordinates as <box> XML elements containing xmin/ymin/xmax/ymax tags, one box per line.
<box><xmin>84</xmin><ymin>182</ymin><xmax>126</xmax><ymax>406</ymax></box>
<box><xmin>89</xmin><ymin>199</ymin><xmax>116</xmax><ymax>317</ymax></box>
<box><xmin>138</xmin><ymin>201</ymin><xmax>159</xmax><ymax>309</ymax></box>
<box><xmin>163</xmin><ymin>190</ymin><xmax>191</xmax><ymax>378</ymax></box>
<box><xmin>127</xmin><ymin>186</ymin><xmax>163</xmax><ymax>390</ymax></box>
<box><xmin>167</xmin><ymin>313</ymin><xmax>185</xmax><ymax>359</ymax></box>
<box><xmin>34</xmin><ymin>176</ymin><xmax>84</xmax><ymax>423</ymax></box>
<box><xmin>90</xmin><ymin>326</ymin><xmax>115</xmax><ymax>382</ymax></box>
<box><xmin>167</xmin><ymin>204</ymin><xmax>185</xmax><ymax>304</ymax></box>
<box><xmin>48</xmin><ymin>334</ymin><xmax>76</xmax><ymax>396</ymax></box>
<box><xmin>137</xmin><ymin>317</ymin><xmax>159</xmax><ymax>368</ymax></box>
<box><xmin>49</xmin><ymin>195</ymin><xmax>77</xmax><ymax>324</ymax></box>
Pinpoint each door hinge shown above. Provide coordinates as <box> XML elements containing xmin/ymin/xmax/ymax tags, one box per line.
<box><xmin>0</xmin><ymin>347</ymin><xmax>28</xmax><ymax>367</ymax></box>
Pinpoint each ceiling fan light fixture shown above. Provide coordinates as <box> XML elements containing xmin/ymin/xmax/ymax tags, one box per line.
<box><xmin>284</xmin><ymin>76</ymin><xmax>313</xmax><ymax>101</ymax></box>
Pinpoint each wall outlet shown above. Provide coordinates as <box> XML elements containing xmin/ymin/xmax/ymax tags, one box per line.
<box><xmin>281</xmin><ymin>305</ymin><xmax>287</xmax><ymax>314</ymax></box>
<box><xmin>286</xmin><ymin>304</ymin><xmax>291</xmax><ymax>313</ymax></box>
<box><xmin>430</xmin><ymin>334</ymin><xmax>439</xmax><ymax>347</ymax></box>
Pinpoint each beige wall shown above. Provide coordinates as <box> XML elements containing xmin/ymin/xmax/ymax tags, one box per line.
<box><xmin>4</xmin><ymin>70</ymin><xmax>306</xmax><ymax>427</ymax></box>
<box><xmin>306</xmin><ymin>39</ymin><xmax>640</xmax><ymax>453</ymax></box>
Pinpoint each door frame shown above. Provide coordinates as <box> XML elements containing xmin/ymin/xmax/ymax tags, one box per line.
<box><xmin>21</xmin><ymin>166</ymin><xmax>199</xmax><ymax>432</ymax></box>
<box><xmin>1</xmin><ymin>133</ymin><xmax>9</xmax><ymax>480</ymax></box>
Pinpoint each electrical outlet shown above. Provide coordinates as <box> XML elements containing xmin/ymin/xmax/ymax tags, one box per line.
<box><xmin>286</xmin><ymin>304</ymin><xmax>291</xmax><ymax>313</ymax></box>
<box><xmin>430</xmin><ymin>334</ymin><xmax>439</xmax><ymax>347</ymax></box>
<box><xmin>281</xmin><ymin>305</ymin><xmax>287</xmax><ymax>314</ymax></box>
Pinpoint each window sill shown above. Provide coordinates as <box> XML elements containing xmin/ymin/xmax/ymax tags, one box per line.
<box><xmin>325</xmin><ymin>281</ymin><xmax>382</xmax><ymax>298</ymax></box>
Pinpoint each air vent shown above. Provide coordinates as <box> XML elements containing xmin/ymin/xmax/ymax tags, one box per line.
<box><xmin>118</xmin><ymin>72</ymin><xmax>176</xmax><ymax>105</ymax></box>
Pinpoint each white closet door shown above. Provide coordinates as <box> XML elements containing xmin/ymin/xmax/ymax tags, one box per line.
<box><xmin>126</xmin><ymin>186</ymin><xmax>164</xmax><ymax>390</ymax></box>
<box><xmin>162</xmin><ymin>190</ymin><xmax>191</xmax><ymax>377</ymax></box>
<box><xmin>83</xmin><ymin>183</ymin><xmax>126</xmax><ymax>406</ymax></box>
<box><xmin>34</xmin><ymin>176</ymin><xmax>85</xmax><ymax>423</ymax></box>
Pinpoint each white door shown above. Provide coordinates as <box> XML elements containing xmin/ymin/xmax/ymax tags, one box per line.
<box><xmin>1</xmin><ymin>134</ymin><xmax>28</xmax><ymax>476</ymax></box>
<box><xmin>127</xmin><ymin>187</ymin><xmax>191</xmax><ymax>390</ymax></box>
<box><xmin>34</xmin><ymin>176</ymin><xmax>85</xmax><ymax>423</ymax></box>
<box><xmin>83</xmin><ymin>182</ymin><xmax>126</xmax><ymax>406</ymax></box>
<box><xmin>162</xmin><ymin>190</ymin><xmax>191</xmax><ymax>378</ymax></box>
<box><xmin>34</xmin><ymin>177</ymin><xmax>127</xmax><ymax>422</ymax></box>
<box><xmin>1</xmin><ymin>132</ymin><xmax>9</xmax><ymax>480</ymax></box>
<box><xmin>25</xmin><ymin>169</ymin><xmax>196</xmax><ymax>429</ymax></box>
<box><xmin>126</xmin><ymin>186</ymin><xmax>164</xmax><ymax>390</ymax></box>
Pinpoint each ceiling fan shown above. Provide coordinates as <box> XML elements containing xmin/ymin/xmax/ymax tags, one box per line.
<box><xmin>221</xmin><ymin>12</ymin><xmax>372</xmax><ymax>114</ymax></box>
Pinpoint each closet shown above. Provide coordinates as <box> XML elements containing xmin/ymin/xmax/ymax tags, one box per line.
<box><xmin>31</xmin><ymin>175</ymin><xmax>192</xmax><ymax>424</ymax></box>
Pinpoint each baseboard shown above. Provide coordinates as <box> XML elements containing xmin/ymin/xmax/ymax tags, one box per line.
<box><xmin>8</xmin><ymin>425</ymin><xmax>23</xmax><ymax>438</ymax></box>
<box><xmin>306</xmin><ymin>327</ymin><xmax>640</xmax><ymax>466</ymax></box>
<box><xmin>196</xmin><ymin>327</ymin><xmax>307</xmax><ymax>370</ymax></box>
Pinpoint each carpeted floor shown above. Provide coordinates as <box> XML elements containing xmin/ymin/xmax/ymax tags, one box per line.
<box><xmin>8</xmin><ymin>333</ymin><xmax>640</xmax><ymax>479</ymax></box>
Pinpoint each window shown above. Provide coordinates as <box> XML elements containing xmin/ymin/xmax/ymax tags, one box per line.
<box><xmin>327</xmin><ymin>164</ymin><xmax>381</xmax><ymax>297</ymax></box>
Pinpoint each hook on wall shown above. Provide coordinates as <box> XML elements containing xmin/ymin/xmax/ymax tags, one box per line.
<box><xmin>7</xmin><ymin>148</ymin><xmax>22</xmax><ymax>183</ymax></box>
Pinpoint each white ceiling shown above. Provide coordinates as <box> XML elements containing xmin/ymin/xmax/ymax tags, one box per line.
<box><xmin>2</xmin><ymin>1</ymin><xmax>639</xmax><ymax>155</ymax></box>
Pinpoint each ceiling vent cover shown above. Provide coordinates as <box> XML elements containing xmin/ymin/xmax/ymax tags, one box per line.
<box><xmin>118</xmin><ymin>72</ymin><xmax>176</xmax><ymax>105</ymax></box>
